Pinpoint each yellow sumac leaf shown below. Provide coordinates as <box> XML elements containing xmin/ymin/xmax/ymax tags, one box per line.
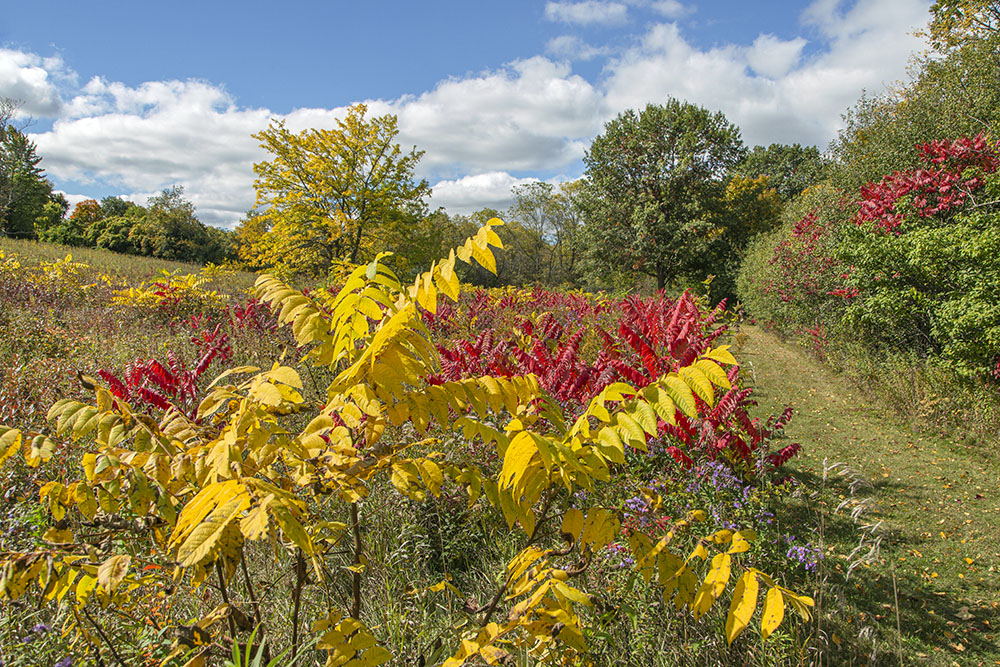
<box><xmin>695</xmin><ymin>358</ymin><xmax>731</xmax><ymax>389</ymax></box>
<box><xmin>761</xmin><ymin>587</ymin><xmax>785</xmax><ymax>641</ymax></box>
<box><xmin>0</xmin><ymin>427</ymin><xmax>22</xmax><ymax>467</ymax></box>
<box><xmin>693</xmin><ymin>553</ymin><xmax>731</xmax><ymax>619</ymax></box>
<box><xmin>42</xmin><ymin>527</ymin><xmax>74</xmax><ymax>544</ymax></box>
<box><xmin>265</xmin><ymin>365</ymin><xmax>303</xmax><ymax>389</ymax></box>
<box><xmin>726</xmin><ymin>570</ymin><xmax>759</xmax><ymax>644</ymax></box>
<box><xmin>679</xmin><ymin>366</ymin><xmax>714</xmax><ymax>406</ymax></box>
<box><xmin>703</xmin><ymin>345</ymin><xmax>738</xmax><ymax>366</ymax></box>
<box><xmin>580</xmin><ymin>509</ymin><xmax>619</xmax><ymax>551</ymax></box>
<box><xmin>663</xmin><ymin>376</ymin><xmax>696</xmax><ymax>417</ymax></box>
<box><xmin>177</xmin><ymin>495</ymin><xmax>249</xmax><ymax>566</ymax></box>
<box><xmin>561</xmin><ymin>508</ymin><xmax>584</xmax><ymax>542</ymax></box>
<box><xmin>97</xmin><ymin>554</ymin><xmax>131</xmax><ymax>594</ymax></box>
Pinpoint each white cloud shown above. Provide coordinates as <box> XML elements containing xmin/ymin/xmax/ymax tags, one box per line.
<box><xmin>603</xmin><ymin>0</ymin><xmax>930</xmax><ymax>147</ymax></box>
<box><xmin>429</xmin><ymin>172</ymin><xmax>542</xmax><ymax>215</ymax></box>
<box><xmin>546</xmin><ymin>35</ymin><xmax>612</xmax><ymax>61</ymax></box>
<box><xmin>0</xmin><ymin>49</ymin><xmax>68</xmax><ymax>118</ymax></box>
<box><xmin>544</xmin><ymin>1</ymin><xmax>629</xmax><ymax>25</ymax></box>
<box><xmin>648</xmin><ymin>0</ymin><xmax>689</xmax><ymax>18</ymax></box>
<box><xmin>746</xmin><ymin>34</ymin><xmax>807</xmax><ymax>79</ymax></box>
<box><xmin>33</xmin><ymin>78</ymin><xmax>272</xmax><ymax>227</ymax></box>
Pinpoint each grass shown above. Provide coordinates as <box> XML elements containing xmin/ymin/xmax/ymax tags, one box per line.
<box><xmin>0</xmin><ymin>235</ymin><xmax>256</xmax><ymax>288</ymax></box>
<box><xmin>735</xmin><ymin>325</ymin><xmax>1000</xmax><ymax>665</ymax></box>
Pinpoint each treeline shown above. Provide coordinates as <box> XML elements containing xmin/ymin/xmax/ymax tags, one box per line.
<box><xmin>233</xmin><ymin>103</ymin><xmax>825</xmax><ymax>302</ymax></box>
<box><xmin>43</xmin><ymin>187</ymin><xmax>233</xmax><ymax>264</ymax></box>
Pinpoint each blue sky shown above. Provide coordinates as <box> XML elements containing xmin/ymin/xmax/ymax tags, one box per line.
<box><xmin>2</xmin><ymin>0</ymin><xmax>932</xmax><ymax>227</ymax></box>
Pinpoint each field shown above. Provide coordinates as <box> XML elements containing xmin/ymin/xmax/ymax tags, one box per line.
<box><xmin>1</xmin><ymin>232</ymin><xmax>996</xmax><ymax>667</ymax></box>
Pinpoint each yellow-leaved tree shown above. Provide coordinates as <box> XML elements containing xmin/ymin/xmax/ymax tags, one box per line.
<box><xmin>243</xmin><ymin>103</ymin><xmax>430</xmax><ymax>276</ymax></box>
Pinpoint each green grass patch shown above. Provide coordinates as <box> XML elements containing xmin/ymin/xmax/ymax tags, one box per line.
<box><xmin>736</xmin><ymin>325</ymin><xmax>1000</xmax><ymax>665</ymax></box>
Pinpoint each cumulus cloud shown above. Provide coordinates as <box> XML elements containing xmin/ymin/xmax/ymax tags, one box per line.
<box><xmin>12</xmin><ymin>0</ymin><xmax>932</xmax><ymax>227</ymax></box>
<box><xmin>429</xmin><ymin>172</ymin><xmax>543</xmax><ymax>215</ymax></box>
<box><xmin>0</xmin><ymin>49</ymin><xmax>69</xmax><ymax>117</ymax></box>
<box><xmin>647</xmin><ymin>0</ymin><xmax>690</xmax><ymax>19</ymax></box>
<box><xmin>544</xmin><ymin>1</ymin><xmax>629</xmax><ymax>26</ymax></box>
<box><xmin>604</xmin><ymin>0</ymin><xmax>930</xmax><ymax>147</ymax></box>
<box><xmin>33</xmin><ymin>78</ymin><xmax>272</xmax><ymax>227</ymax></box>
<box><xmin>746</xmin><ymin>34</ymin><xmax>807</xmax><ymax>79</ymax></box>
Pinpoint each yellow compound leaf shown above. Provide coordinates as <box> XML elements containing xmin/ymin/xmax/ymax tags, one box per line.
<box><xmin>177</xmin><ymin>495</ymin><xmax>250</xmax><ymax>567</ymax></box>
<box><xmin>761</xmin><ymin>587</ymin><xmax>785</xmax><ymax>641</ymax></box>
<box><xmin>703</xmin><ymin>345</ymin><xmax>738</xmax><ymax>366</ymax></box>
<box><xmin>692</xmin><ymin>553</ymin><xmax>731</xmax><ymax>619</ymax></box>
<box><xmin>663</xmin><ymin>376</ymin><xmax>696</xmax><ymax>417</ymax></box>
<box><xmin>579</xmin><ymin>509</ymin><xmax>619</xmax><ymax>551</ymax></box>
<box><xmin>679</xmin><ymin>366</ymin><xmax>714</xmax><ymax>407</ymax></box>
<box><xmin>726</xmin><ymin>570</ymin><xmax>759</xmax><ymax>645</ymax></box>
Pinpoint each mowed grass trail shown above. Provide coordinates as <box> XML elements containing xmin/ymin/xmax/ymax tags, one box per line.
<box><xmin>736</xmin><ymin>325</ymin><xmax>1000</xmax><ymax>666</ymax></box>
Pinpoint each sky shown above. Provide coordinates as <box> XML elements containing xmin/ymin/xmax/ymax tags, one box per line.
<box><xmin>1</xmin><ymin>0</ymin><xmax>932</xmax><ymax>228</ymax></box>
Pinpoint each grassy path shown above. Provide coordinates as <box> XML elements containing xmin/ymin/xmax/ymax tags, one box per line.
<box><xmin>737</xmin><ymin>325</ymin><xmax>1000</xmax><ymax>666</ymax></box>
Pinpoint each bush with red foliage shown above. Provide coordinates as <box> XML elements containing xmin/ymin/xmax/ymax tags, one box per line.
<box><xmin>855</xmin><ymin>134</ymin><xmax>999</xmax><ymax>233</ymax></box>
<box><xmin>97</xmin><ymin>326</ymin><xmax>234</xmax><ymax>418</ymax></box>
<box><xmin>428</xmin><ymin>287</ymin><xmax>799</xmax><ymax>473</ymax></box>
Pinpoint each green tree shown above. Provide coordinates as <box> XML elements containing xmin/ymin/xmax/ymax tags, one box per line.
<box><xmin>831</xmin><ymin>26</ymin><xmax>1000</xmax><ymax>191</ymax></box>
<box><xmin>926</xmin><ymin>0</ymin><xmax>1000</xmax><ymax>49</ymax></box>
<box><xmin>0</xmin><ymin>100</ymin><xmax>59</xmax><ymax>239</ymax></box>
<box><xmin>735</xmin><ymin>144</ymin><xmax>826</xmax><ymax>201</ymax></box>
<box><xmin>582</xmin><ymin>100</ymin><xmax>745</xmax><ymax>290</ymax></box>
<box><xmin>250</xmin><ymin>103</ymin><xmax>431</xmax><ymax>275</ymax></box>
<box><xmin>506</xmin><ymin>181</ymin><xmax>586</xmax><ymax>284</ymax></box>
<box><xmin>128</xmin><ymin>187</ymin><xmax>231</xmax><ymax>263</ymax></box>
<box><xmin>34</xmin><ymin>193</ymin><xmax>80</xmax><ymax>245</ymax></box>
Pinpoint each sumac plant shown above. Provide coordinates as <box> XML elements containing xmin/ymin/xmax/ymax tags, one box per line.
<box><xmin>0</xmin><ymin>220</ymin><xmax>811</xmax><ymax>665</ymax></box>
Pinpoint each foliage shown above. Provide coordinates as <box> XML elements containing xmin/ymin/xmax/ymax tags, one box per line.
<box><xmin>0</xmin><ymin>101</ymin><xmax>63</xmax><ymax>241</ymax></box>
<box><xmin>840</xmin><ymin>136</ymin><xmax>1000</xmax><ymax>377</ymax></box>
<box><xmin>247</xmin><ymin>104</ymin><xmax>430</xmax><ymax>275</ymax></box>
<box><xmin>111</xmin><ymin>268</ymin><xmax>232</xmax><ymax>316</ymax></box>
<box><xmin>506</xmin><ymin>181</ymin><xmax>586</xmax><ymax>284</ymax></box>
<box><xmin>737</xmin><ymin>184</ymin><xmax>850</xmax><ymax>331</ymax></box>
<box><xmin>0</xmin><ymin>219</ymin><xmax>811</xmax><ymax>665</ymax></box>
<box><xmin>128</xmin><ymin>186</ymin><xmax>234</xmax><ymax>264</ymax></box>
<box><xmin>583</xmin><ymin>100</ymin><xmax>746</xmax><ymax>290</ymax></box>
<box><xmin>735</xmin><ymin>143</ymin><xmax>827</xmax><ymax>202</ymax></box>
<box><xmin>926</xmin><ymin>0</ymin><xmax>1000</xmax><ymax>48</ymax></box>
<box><xmin>831</xmin><ymin>27</ymin><xmax>1000</xmax><ymax>192</ymax></box>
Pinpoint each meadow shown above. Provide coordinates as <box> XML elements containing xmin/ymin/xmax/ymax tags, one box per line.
<box><xmin>1</xmin><ymin>224</ymin><xmax>995</xmax><ymax>667</ymax></box>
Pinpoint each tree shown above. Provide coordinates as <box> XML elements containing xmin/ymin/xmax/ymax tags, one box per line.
<box><xmin>831</xmin><ymin>24</ymin><xmax>1000</xmax><ymax>191</ymax></box>
<box><xmin>583</xmin><ymin>100</ymin><xmax>745</xmax><ymax>290</ymax></box>
<box><xmin>734</xmin><ymin>144</ymin><xmax>826</xmax><ymax>201</ymax></box>
<box><xmin>128</xmin><ymin>186</ymin><xmax>232</xmax><ymax>263</ymax></box>
<box><xmin>926</xmin><ymin>0</ymin><xmax>1000</xmax><ymax>49</ymax></box>
<box><xmin>250</xmin><ymin>104</ymin><xmax>430</xmax><ymax>275</ymax></box>
<box><xmin>0</xmin><ymin>99</ymin><xmax>58</xmax><ymax>239</ymax></box>
<box><xmin>506</xmin><ymin>181</ymin><xmax>587</xmax><ymax>284</ymax></box>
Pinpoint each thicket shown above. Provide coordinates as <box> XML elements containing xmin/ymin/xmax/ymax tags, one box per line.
<box><xmin>738</xmin><ymin>18</ymin><xmax>1000</xmax><ymax>439</ymax></box>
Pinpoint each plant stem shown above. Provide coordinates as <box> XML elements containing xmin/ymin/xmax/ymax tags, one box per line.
<box><xmin>240</xmin><ymin>547</ymin><xmax>271</xmax><ymax>662</ymax></box>
<box><xmin>351</xmin><ymin>501</ymin><xmax>363</xmax><ymax>618</ymax></box>
<box><xmin>216</xmin><ymin>560</ymin><xmax>240</xmax><ymax>648</ymax></box>
<box><xmin>291</xmin><ymin>549</ymin><xmax>306</xmax><ymax>662</ymax></box>
<box><xmin>892</xmin><ymin>561</ymin><xmax>903</xmax><ymax>667</ymax></box>
<box><xmin>82</xmin><ymin>606</ymin><xmax>127</xmax><ymax>667</ymax></box>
